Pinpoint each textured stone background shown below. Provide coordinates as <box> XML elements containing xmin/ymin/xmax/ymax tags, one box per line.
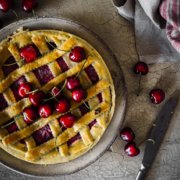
<box><xmin>0</xmin><ymin>0</ymin><xmax>180</xmax><ymax>179</ymax></box>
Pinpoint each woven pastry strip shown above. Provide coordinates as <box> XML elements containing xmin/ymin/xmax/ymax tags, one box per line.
<box><xmin>0</xmin><ymin>37</ymin><xmax>76</xmax><ymax>93</ymax></box>
<box><xmin>2</xmin><ymin>80</ymin><xmax>110</xmax><ymax>145</ymax></box>
<box><xmin>0</xmin><ymin>57</ymin><xmax>105</xmax><ymax>126</ymax></box>
<box><xmin>25</xmin><ymin>102</ymin><xmax>109</xmax><ymax>161</ymax></box>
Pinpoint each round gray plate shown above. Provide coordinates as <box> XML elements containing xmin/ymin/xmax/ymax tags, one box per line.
<box><xmin>0</xmin><ymin>17</ymin><xmax>127</xmax><ymax>177</ymax></box>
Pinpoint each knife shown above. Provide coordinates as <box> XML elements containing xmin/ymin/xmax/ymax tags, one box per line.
<box><xmin>136</xmin><ymin>92</ymin><xmax>179</xmax><ymax>180</ymax></box>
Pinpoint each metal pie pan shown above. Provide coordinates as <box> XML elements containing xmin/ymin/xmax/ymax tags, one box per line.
<box><xmin>0</xmin><ymin>17</ymin><xmax>127</xmax><ymax>177</ymax></box>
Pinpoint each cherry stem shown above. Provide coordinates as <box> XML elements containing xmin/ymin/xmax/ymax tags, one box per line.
<box><xmin>2</xmin><ymin>59</ymin><xmax>24</xmax><ymax>66</ymax></box>
<box><xmin>32</xmin><ymin>9</ymin><xmax>35</xmax><ymax>16</ymax></box>
<box><xmin>137</xmin><ymin>74</ymin><xmax>142</xmax><ymax>96</ymax></box>
<box><xmin>45</xmin><ymin>37</ymin><xmax>70</xmax><ymax>53</ymax></box>
<box><xmin>82</xmin><ymin>101</ymin><xmax>91</xmax><ymax>110</ymax></box>
<box><xmin>26</xmin><ymin>89</ymin><xmax>38</xmax><ymax>95</ymax></box>
<box><xmin>75</xmin><ymin>59</ymin><xmax>87</xmax><ymax>78</ymax></box>
<box><xmin>1</xmin><ymin>120</ymin><xmax>15</xmax><ymax>128</ymax></box>
<box><xmin>44</xmin><ymin>80</ymin><xmax>67</xmax><ymax>102</ymax></box>
<box><xmin>11</xmin><ymin>10</ymin><xmax>18</xmax><ymax>20</ymax></box>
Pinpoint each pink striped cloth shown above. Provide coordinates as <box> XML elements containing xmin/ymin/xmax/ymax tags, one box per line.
<box><xmin>160</xmin><ymin>0</ymin><xmax>180</xmax><ymax>53</ymax></box>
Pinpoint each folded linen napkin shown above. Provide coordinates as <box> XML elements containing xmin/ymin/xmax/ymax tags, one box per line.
<box><xmin>113</xmin><ymin>0</ymin><xmax>180</xmax><ymax>63</ymax></box>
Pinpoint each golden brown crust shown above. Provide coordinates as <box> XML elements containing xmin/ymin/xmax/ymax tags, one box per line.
<box><xmin>0</xmin><ymin>30</ymin><xmax>115</xmax><ymax>164</ymax></box>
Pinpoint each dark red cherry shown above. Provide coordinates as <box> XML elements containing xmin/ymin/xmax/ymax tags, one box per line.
<box><xmin>66</xmin><ymin>77</ymin><xmax>80</xmax><ymax>91</ymax></box>
<box><xmin>51</xmin><ymin>86</ymin><xmax>61</xmax><ymax>99</ymax></box>
<box><xmin>149</xmin><ymin>89</ymin><xmax>165</xmax><ymax>104</ymax></box>
<box><xmin>29</xmin><ymin>91</ymin><xmax>45</xmax><ymax>106</ymax></box>
<box><xmin>23</xmin><ymin>106</ymin><xmax>38</xmax><ymax>124</ymax></box>
<box><xmin>134</xmin><ymin>61</ymin><xmax>149</xmax><ymax>75</ymax></box>
<box><xmin>120</xmin><ymin>127</ymin><xmax>135</xmax><ymax>142</ymax></box>
<box><xmin>20</xmin><ymin>45</ymin><xmax>37</xmax><ymax>63</ymax></box>
<box><xmin>0</xmin><ymin>0</ymin><xmax>12</xmax><ymax>12</ymax></box>
<box><xmin>124</xmin><ymin>142</ymin><xmax>140</xmax><ymax>157</ymax></box>
<box><xmin>72</xmin><ymin>88</ymin><xmax>87</xmax><ymax>102</ymax></box>
<box><xmin>39</xmin><ymin>103</ymin><xmax>53</xmax><ymax>118</ymax></box>
<box><xmin>22</xmin><ymin>0</ymin><xmax>37</xmax><ymax>12</ymax></box>
<box><xmin>55</xmin><ymin>98</ymin><xmax>70</xmax><ymax>113</ymax></box>
<box><xmin>69</xmin><ymin>46</ymin><xmax>86</xmax><ymax>62</ymax></box>
<box><xmin>18</xmin><ymin>83</ymin><xmax>32</xmax><ymax>98</ymax></box>
<box><xmin>59</xmin><ymin>113</ymin><xmax>76</xmax><ymax>128</ymax></box>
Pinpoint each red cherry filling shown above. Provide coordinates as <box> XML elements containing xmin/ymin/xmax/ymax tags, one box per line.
<box><xmin>88</xmin><ymin>119</ymin><xmax>97</xmax><ymax>129</ymax></box>
<box><xmin>67</xmin><ymin>133</ymin><xmax>81</xmax><ymax>146</ymax></box>
<box><xmin>0</xmin><ymin>93</ymin><xmax>8</xmax><ymax>111</ymax></box>
<box><xmin>6</xmin><ymin>122</ymin><xmax>18</xmax><ymax>133</ymax></box>
<box><xmin>133</xmin><ymin>61</ymin><xmax>149</xmax><ymax>75</ymax></box>
<box><xmin>59</xmin><ymin>113</ymin><xmax>76</xmax><ymax>128</ymax></box>
<box><xmin>79</xmin><ymin>102</ymin><xmax>90</xmax><ymax>115</ymax></box>
<box><xmin>29</xmin><ymin>91</ymin><xmax>45</xmax><ymax>106</ymax></box>
<box><xmin>85</xmin><ymin>65</ymin><xmax>99</xmax><ymax>84</ymax></box>
<box><xmin>0</xmin><ymin>0</ymin><xmax>12</xmax><ymax>12</ymax></box>
<box><xmin>69</xmin><ymin>46</ymin><xmax>86</xmax><ymax>62</ymax></box>
<box><xmin>23</xmin><ymin>106</ymin><xmax>38</xmax><ymax>124</ymax></box>
<box><xmin>33</xmin><ymin>65</ymin><xmax>54</xmax><ymax>85</ymax></box>
<box><xmin>18</xmin><ymin>83</ymin><xmax>32</xmax><ymax>98</ymax></box>
<box><xmin>72</xmin><ymin>88</ymin><xmax>87</xmax><ymax>102</ymax></box>
<box><xmin>39</xmin><ymin>103</ymin><xmax>53</xmax><ymax>118</ymax></box>
<box><xmin>20</xmin><ymin>45</ymin><xmax>38</xmax><ymax>63</ymax></box>
<box><xmin>22</xmin><ymin>0</ymin><xmax>37</xmax><ymax>12</ymax></box>
<box><xmin>124</xmin><ymin>142</ymin><xmax>140</xmax><ymax>157</ymax></box>
<box><xmin>56</xmin><ymin>57</ymin><xmax>69</xmax><ymax>72</ymax></box>
<box><xmin>66</xmin><ymin>77</ymin><xmax>80</xmax><ymax>91</ymax></box>
<box><xmin>120</xmin><ymin>127</ymin><xmax>135</xmax><ymax>142</ymax></box>
<box><xmin>55</xmin><ymin>98</ymin><xmax>70</xmax><ymax>113</ymax></box>
<box><xmin>32</xmin><ymin>125</ymin><xmax>53</xmax><ymax>145</ymax></box>
<box><xmin>149</xmin><ymin>89</ymin><xmax>165</xmax><ymax>104</ymax></box>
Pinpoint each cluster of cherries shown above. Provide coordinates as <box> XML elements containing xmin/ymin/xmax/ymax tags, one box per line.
<box><xmin>0</xmin><ymin>0</ymin><xmax>37</xmax><ymax>13</ymax></box>
<box><xmin>18</xmin><ymin>44</ymin><xmax>87</xmax><ymax>129</ymax></box>
<box><xmin>120</xmin><ymin>127</ymin><xmax>139</xmax><ymax>157</ymax></box>
<box><xmin>119</xmin><ymin>61</ymin><xmax>165</xmax><ymax>157</ymax></box>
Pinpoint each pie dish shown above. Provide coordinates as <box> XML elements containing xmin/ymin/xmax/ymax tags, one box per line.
<box><xmin>0</xmin><ymin>29</ymin><xmax>115</xmax><ymax>164</ymax></box>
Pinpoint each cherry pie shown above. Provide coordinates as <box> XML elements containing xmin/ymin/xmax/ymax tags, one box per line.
<box><xmin>0</xmin><ymin>29</ymin><xmax>115</xmax><ymax>164</ymax></box>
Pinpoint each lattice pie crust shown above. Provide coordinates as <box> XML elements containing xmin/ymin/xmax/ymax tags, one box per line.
<box><xmin>0</xmin><ymin>29</ymin><xmax>115</xmax><ymax>164</ymax></box>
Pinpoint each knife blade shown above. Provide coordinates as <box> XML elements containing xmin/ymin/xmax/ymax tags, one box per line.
<box><xmin>136</xmin><ymin>92</ymin><xmax>179</xmax><ymax>180</ymax></box>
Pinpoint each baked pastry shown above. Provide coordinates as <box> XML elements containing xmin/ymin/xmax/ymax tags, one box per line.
<box><xmin>0</xmin><ymin>29</ymin><xmax>115</xmax><ymax>164</ymax></box>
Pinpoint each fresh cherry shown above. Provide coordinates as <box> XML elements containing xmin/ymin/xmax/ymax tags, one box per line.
<box><xmin>69</xmin><ymin>46</ymin><xmax>86</xmax><ymax>62</ymax></box>
<box><xmin>20</xmin><ymin>45</ymin><xmax>37</xmax><ymax>63</ymax></box>
<box><xmin>55</xmin><ymin>98</ymin><xmax>70</xmax><ymax>113</ymax></box>
<box><xmin>22</xmin><ymin>0</ymin><xmax>37</xmax><ymax>12</ymax></box>
<box><xmin>18</xmin><ymin>83</ymin><xmax>32</xmax><ymax>98</ymax></box>
<box><xmin>66</xmin><ymin>77</ymin><xmax>80</xmax><ymax>91</ymax></box>
<box><xmin>133</xmin><ymin>61</ymin><xmax>149</xmax><ymax>96</ymax></box>
<box><xmin>0</xmin><ymin>0</ymin><xmax>12</xmax><ymax>12</ymax></box>
<box><xmin>29</xmin><ymin>91</ymin><xmax>45</xmax><ymax>106</ymax></box>
<box><xmin>134</xmin><ymin>61</ymin><xmax>149</xmax><ymax>75</ymax></box>
<box><xmin>124</xmin><ymin>142</ymin><xmax>140</xmax><ymax>157</ymax></box>
<box><xmin>59</xmin><ymin>113</ymin><xmax>76</xmax><ymax>128</ymax></box>
<box><xmin>72</xmin><ymin>88</ymin><xmax>87</xmax><ymax>102</ymax></box>
<box><xmin>120</xmin><ymin>127</ymin><xmax>135</xmax><ymax>142</ymax></box>
<box><xmin>51</xmin><ymin>86</ymin><xmax>61</xmax><ymax>99</ymax></box>
<box><xmin>149</xmin><ymin>89</ymin><xmax>165</xmax><ymax>104</ymax></box>
<box><xmin>39</xmin><ymin>103</ymin><xmax>53</xmax><ymax>118</ymax></box>
<box><xmin>23</xmin><ymin>106</ymin><xmax>38</xmax><ymax>124</ymax></box>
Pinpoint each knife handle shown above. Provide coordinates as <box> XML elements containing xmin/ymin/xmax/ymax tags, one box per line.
<box><xmin>135</xmin><ymin>164</ymin><xmax>147</xmax><ymax>180</ymax></box>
